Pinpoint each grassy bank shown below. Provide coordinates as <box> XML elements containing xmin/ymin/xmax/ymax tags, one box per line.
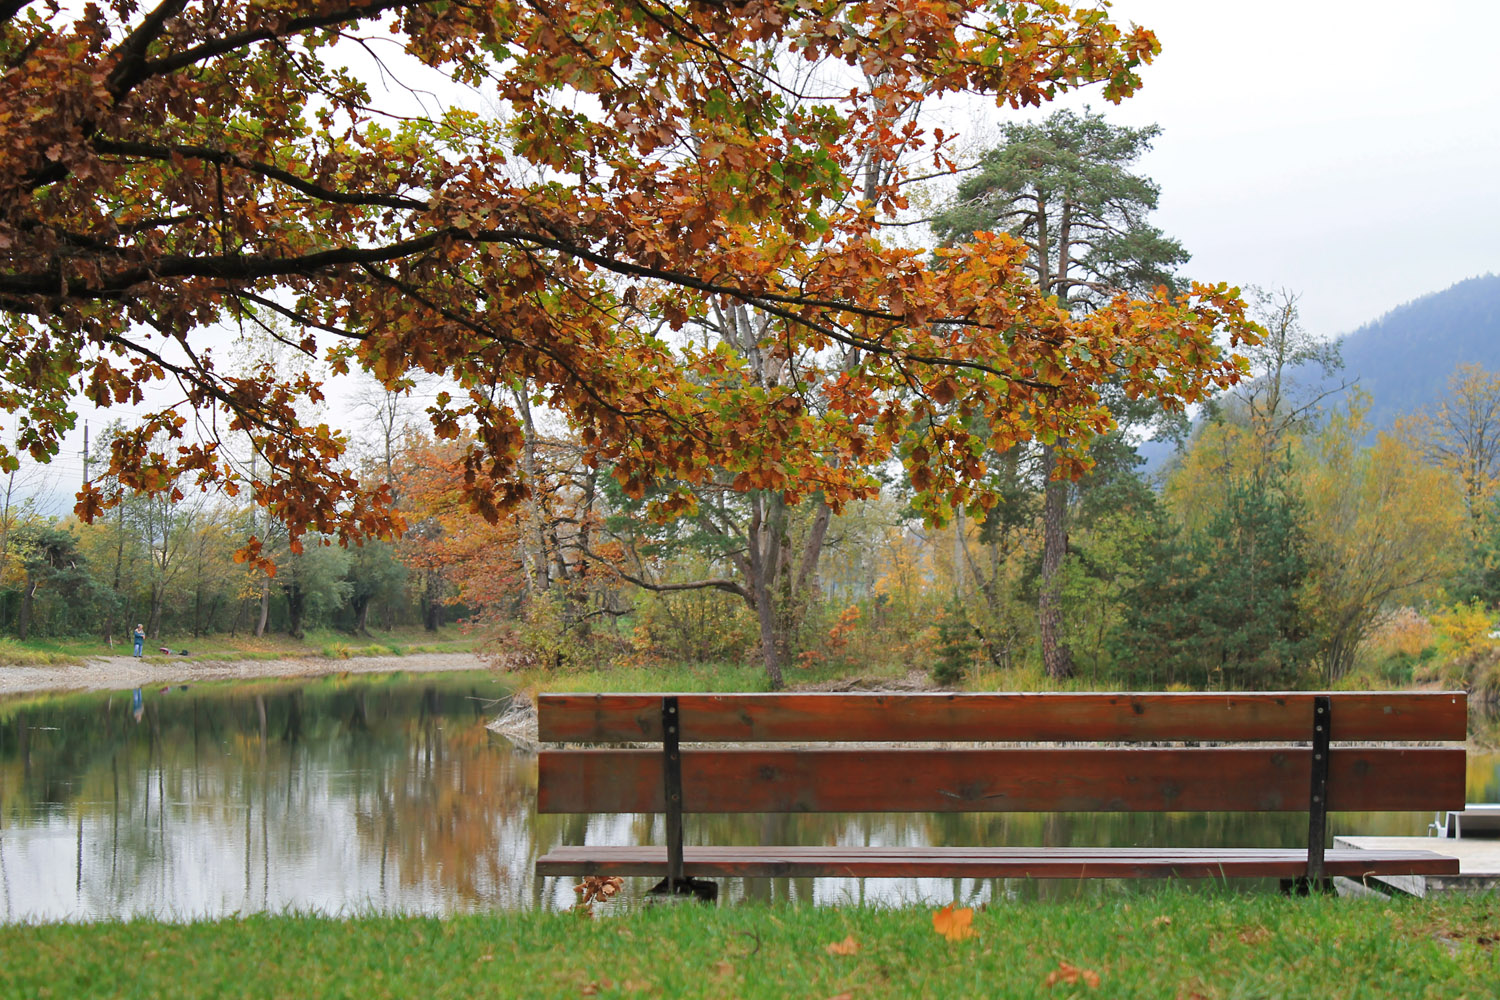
<box><xmin>1</xmin><ymin>892</ymin><xmax>1494</xmax><ymax>999</ymax></box>
<box><xmin>0</xmin><ymin>627</ymin><xmax>481</xmax><ymax>667</ymax></box>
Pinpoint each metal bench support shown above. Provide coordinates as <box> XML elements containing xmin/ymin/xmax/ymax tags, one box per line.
<box><xmin>1307</xmin><ymin>695</ymin><xmax>1331</xmax><ymax>881</ymax></box>
<box><xmin>648</xmin><ymin>695</ymin><xmax>716</xmax><ymax>901</ymax></box>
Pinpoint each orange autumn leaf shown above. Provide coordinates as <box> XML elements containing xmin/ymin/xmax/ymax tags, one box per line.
<box><xmin>824</xmin><ymin>935</ymin><xmax>861</xmax><ymax>956</ymax></box>
<box><xmin>932</xmin><ymin>904</ymin><xmax>976</xmax><ymax>941</ymax></box>
<box><xmin>6</xmin><ymin>0</ymin><xmax>1251</xmax><ymax>569</ymax></box>
<box><xmin>1044</xmin><ymin>961</ymin><xmax>1101</xmax><ymax>989</ymax></box>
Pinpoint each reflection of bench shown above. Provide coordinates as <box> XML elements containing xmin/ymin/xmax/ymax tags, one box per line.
<box><xmin>534</xmin><ymin>692</ymin><xmax>1466</xmax><ymax>894</ymax></box>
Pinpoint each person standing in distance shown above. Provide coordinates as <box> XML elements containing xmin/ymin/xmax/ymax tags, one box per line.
<box><xmin>133</xmin><ymin>624</ymin><xmax>145</xmax><ymax>657</ymax></box>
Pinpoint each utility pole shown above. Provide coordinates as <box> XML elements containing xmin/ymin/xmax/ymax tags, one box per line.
<box><xmin>80</xmin><ymin>421</ymin><xmax>90</xmax><ymax>487</ymax></box>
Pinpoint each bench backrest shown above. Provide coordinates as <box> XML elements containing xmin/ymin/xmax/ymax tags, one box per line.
<box><xmin>536</xmin><ymin>692</ymin><xmax>1467</xmax><ymax>816</ymax></box>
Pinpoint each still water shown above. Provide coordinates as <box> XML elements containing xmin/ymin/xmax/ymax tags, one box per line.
<box><xmin>1</xmin><ymin>675</ymin><xmax>1496</xmax><ymax>922</ymax></box>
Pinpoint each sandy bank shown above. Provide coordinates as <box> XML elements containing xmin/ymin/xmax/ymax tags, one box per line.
<box><xmin>0</xmin><ymin>652</ymin><xmax>491</xmax><ymax>696</ymax></box>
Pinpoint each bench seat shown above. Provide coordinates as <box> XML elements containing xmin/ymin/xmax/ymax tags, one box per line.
<box><xmin>537</xmin><ymin>844</ymin><xmax>1461</xmax><ymax>880</ymax></box>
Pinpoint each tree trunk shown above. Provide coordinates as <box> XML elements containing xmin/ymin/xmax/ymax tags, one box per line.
<box><xmin>147</xmin><ymin>581</ymin><xmax>164</xmax><ymax>638</ymax></box>
<box><xmin>1038</xmin><ymin>446</ymin><xmax>1073</xmax><ymax>680</ymax></box>
<box><xmin>746</xmin><ymin>495</ymin><xmax>785</xmax><ymax>690</ymax></box>
<box><xmin>795</xmin><ymin>497</ymin><xmax>831</xmax><ymax>594</ymax></box>
<box><xmin>751</xmin><ymin>575</ymin><xmax>784</xmax><ymax>689</ymax></box>
<box><xmin>17</xmin><ymin>579</ymin><xmax>35</xmax><ymax>640</ymax></box>
<box><xmin>254</xmin><ymin>579</ymin><xmax>270</xmax><ymax>637</ymax></box>
<box><xmin>286</xmin><ymin>584</ymin><xmax>305</xmax><ymax>639</ymax></box>
<box><xmin>105</xmin><ymin>504</ymin><xmax>125</xmax><ymax>645</ymax></box>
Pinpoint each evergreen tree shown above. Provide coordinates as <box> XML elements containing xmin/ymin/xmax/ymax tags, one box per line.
<box><xmin>932</xmin><ymin>108</ymin><xmax>1189</xmax><ymax>680</ymax></box>
<box><xmin>1189</xmin><ymin>467</ymin><xmax>1314</xmax><ymax>688</ymax></box>
<box><xmin>1111</xmin><ymin>461</ymin><xmax>1313</xmax><ymax>689</ymax></box>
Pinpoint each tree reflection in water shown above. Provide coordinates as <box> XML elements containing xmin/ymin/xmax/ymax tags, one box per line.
<box><xmin>0</xmin><ymin>676</ymin><xmax>529</xmax><ymax>921</ymax></box>
<box><xmin>0</xmin><ymin>679</ymin><xmax>1495</xmax><ymax>922</ymax></box>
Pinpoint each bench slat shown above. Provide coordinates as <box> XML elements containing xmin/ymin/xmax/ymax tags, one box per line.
<box><xmin>535</xmin><ymin>845</ymin><xmax>1461</xmax><ymax>879</ymax></box>
<box><xmin>536</xmin><ymin>692</ymin><xmax>1467</xmax><ymax>743</ymax></box>
<box><xmin>537</xmin><ymin>747</ymin><xmax>1465</xmax><ymax>814</ymax></box>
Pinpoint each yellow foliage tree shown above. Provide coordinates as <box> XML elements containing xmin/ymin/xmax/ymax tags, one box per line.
<box><xmin>1398</xmin><ymin>363</ymin><xmax>1500</xmax><ymax>531</ymax></box>
<box><xmin>1300</xmin><ymin>396</ymin><xmax>1465</xmax><ymax>682</ymax></box>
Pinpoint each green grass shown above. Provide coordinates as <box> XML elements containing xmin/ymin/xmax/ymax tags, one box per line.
<box><xmin>0</xmin><ymin>627</ymin><xmax>481</xmax><ymax>667</ymax></box>
<box><xmin>501</xmin><ymin>653</ymin><xmax>926</xmax><ymax>694</ymax></box>
<box><xmin>0</xmin><ymin>891</ymin><xmax>1494</xmax><ymax>999</ymax></box>
<box><xmin>506</xmin><ymin>660</ymin><xmax>778</xmax><ymax>693</ymax></box>
<box><xmin>0</xmin><ymin>637</ymin><xmax>84</xmax><ymax>667</ymax></box>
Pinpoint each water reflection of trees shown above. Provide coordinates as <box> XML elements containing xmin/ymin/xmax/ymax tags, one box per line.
<box><xmin>0</xmin><ymin>677</ymin><xmax>524</xmax><ymax>920</ymax></box>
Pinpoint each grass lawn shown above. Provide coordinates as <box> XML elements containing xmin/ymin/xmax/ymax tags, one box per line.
<box><xmin>0</xmin><ymin>891</ymin><xmax>1494</xmax><ymax>999</ymax></box>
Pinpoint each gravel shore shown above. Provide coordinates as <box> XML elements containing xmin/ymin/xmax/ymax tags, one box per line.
<box><xmin>0</xmin><ymin>652</ymin><xmax>492</xmax><ymax>696</ymax></box>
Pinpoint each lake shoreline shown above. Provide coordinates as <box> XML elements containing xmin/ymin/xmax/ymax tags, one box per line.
<box><xmin>0</xmin><ymin>651</ymin><xmax>492</xmax><ymax>696</ymax></box>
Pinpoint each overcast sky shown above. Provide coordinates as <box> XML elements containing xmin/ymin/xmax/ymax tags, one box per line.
<box><xmin>987</xmin><ymin>0</ymin><xmax>1500</xmax><ymax>339</ymax></box>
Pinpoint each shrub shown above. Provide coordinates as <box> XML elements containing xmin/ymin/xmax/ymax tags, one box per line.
<box><xmin>931</xmin><ymin>602</ymin><xmax>979</xmax><ymax>687</ymax></box>
<box><xmin>626</xmin><ymin>589</ymin><xmax>756</xmax><ymax>667</ymax></box>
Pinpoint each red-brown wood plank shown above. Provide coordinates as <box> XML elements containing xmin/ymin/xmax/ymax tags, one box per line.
<box><xmin>535</xmin><ymin>845</ymin><xmax>1461</xmax><ymax>879</ymax></box>
<box><xmin>537</xmin><ymin>747</ymin><xmax>1465</xmax><ymax>814</ymax></box>
<box><xmin>536</xmin><ymin>692</ymin><xmax>1468</xmax><ymax>744</ymax></box>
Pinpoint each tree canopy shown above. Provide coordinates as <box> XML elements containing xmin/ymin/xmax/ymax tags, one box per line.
<box><xmin>1</xmin><ymin>0</ymin><xmax>1255</xmax><ymax>556</ymax></box>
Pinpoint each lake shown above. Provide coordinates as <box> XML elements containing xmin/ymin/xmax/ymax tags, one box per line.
<box><xmin>1</xmin><ymin>675</ymin><xmax>1496</xmax><ymax>921</ymax></box>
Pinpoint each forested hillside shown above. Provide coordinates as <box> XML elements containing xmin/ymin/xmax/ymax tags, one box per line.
<box><xmin>1321</xmin><ymin>273</ymin><xmax>1500</xmax><ymax>434</ymax></box>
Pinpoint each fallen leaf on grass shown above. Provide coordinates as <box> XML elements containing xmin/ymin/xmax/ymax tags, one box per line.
<box><xmin>826</xmin><ymin>993</ymin><xmax>854</xmax><ymax>1000</ymax></box>
<box><xmin>1043</xmin><ymin>961</ymin><xmax>1100</xmax><ymax>989</ymax></box>
<box><xmin>1152</xmin><ymin>916</ymin><xmax>1172</xmax><ymax>929</ymax></box>
<box><xmin>933</xmin><ymin>904</ymin><xmax>976</xmax><ymax>941</ymax></box>
<box><xmin>825</xmin><ymin>935</ymin><xmax>861</xmax><ymax>956</ymax></box>
<box><xmin>714</xmin><ymin>960</ymin><xmax>735</xmax><ymax>978</ymax></box>
<box><xmin>1237</xmin><ymin>927</ymin><xmax>1272</xmax><ymax>946</ymax></box>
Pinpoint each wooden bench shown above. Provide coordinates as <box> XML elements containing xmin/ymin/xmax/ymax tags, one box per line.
<box><xmin>534</xmin><ymin>691</ymin><xmax>1466</xmax><ymax>894</ymax></box>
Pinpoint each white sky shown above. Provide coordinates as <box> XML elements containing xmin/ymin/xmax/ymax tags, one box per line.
<box><xmin>14</xmin><ymin>0</ymin><xmax>1500</xmax><ymax>512</ymax></box>
<box><xmin>994</xmin><ymin>0</ymin><xmax>1500</xmax><ymax>340</ymax></box>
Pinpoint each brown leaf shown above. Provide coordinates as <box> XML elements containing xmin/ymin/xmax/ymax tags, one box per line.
<box><xmin>1044</xmin><ymin>961</ymin><xmax>1101</xmax><ymax>989</ymax></box>
<box><xmin>825</xmin><ymin>935</ymin><xmax>861</xmax><ymax>956</ymax></box>
<box><xmin>1238</xmin><ymin>926</ymin><xmax>1272</xmax><ymax>945</ymax></box>
<box><xmin>1152</xmin><ymin>915</ymin><xmax>1173</xmax><ymax>929</ymax></box>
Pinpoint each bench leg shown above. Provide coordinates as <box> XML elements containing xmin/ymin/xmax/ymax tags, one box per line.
<box><xmin>648</xmin><ymin>876</ymin><xmax>719</xmax><ymax>903</ymax></box>
<box><xmin>1279</xmin><ymin>877</ymin><xmax>1335</xmax><ymax>897</ymax></box>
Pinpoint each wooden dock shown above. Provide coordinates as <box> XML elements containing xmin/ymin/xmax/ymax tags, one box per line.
<box><xmin>1334</xmin><ymin>836</ymin><xmax>1500</xmax><ymax>896</ymax></box>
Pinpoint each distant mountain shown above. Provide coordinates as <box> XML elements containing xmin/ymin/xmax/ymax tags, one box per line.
<box><xmin>1136</xmin><ymin>273</ymin><xmax>1500</xmax><ymax>473</ymax></box>
<box><xmin>1332</xmin><ymin>273</ymin><xmax>1500</xmax><ymax>433</ymax></box>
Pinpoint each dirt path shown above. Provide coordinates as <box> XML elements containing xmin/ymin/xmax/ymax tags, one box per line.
<box><xmin>0</xmin><ymin>652</ymin><xmax>491</xmax><ymax>696</ymax></box>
